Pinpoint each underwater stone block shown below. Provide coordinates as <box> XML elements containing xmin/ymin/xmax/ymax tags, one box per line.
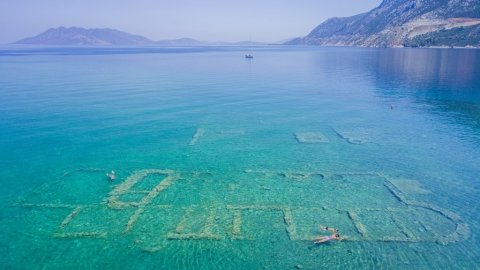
<box><xmin>333</xmin><ymin>128</ymin><xmax>370</xmax><ymax>144</ymax></box>
<box><xmin>124</xmin><ymin>208</ymin><xmax>145</xmax><ymax>233</ymax></box>
<box><xmin>107</xmin><ymin>169</ymin><xmax>178</xmax><ymax>209</ymax></box>
<box><xmin>282</xmin><ymin>208</ymin><xmax>298</xmax><ymax>240</ymax></box>
<box><xmin>231</xmin><ymin>211</ymin><xmax>242</xmax><ymax>239</ymax></box>
<box><xmin>189</xmin><ymin>128</ymin><xmax>205</xmax><ymax>145</ymax></box>
<box><xmin>21</xmin><ymin>203</ymin><xmax>80</xmax><ymax>209</ymax></box>
<box><xmin>294</xmin><ymin>132</ymin><xmax>329</xmax><ymax>144</ymax></box>
<box><xmin>388</xmin><ymin>179</ymin><xmax>431</xmax><ymax>194</ymax></box>
<box><xmin>141</xmin><ymin>246</ymin><xmax>165</xmax><ymax>253</ymax></box>
<box><xmin>59</xmin><ymin>206</ymin><xmax>82</xmax><ymax>229</ymax></box>
<box><xmin>219</xmin><ymin>129</ymin><xmax>245</xmax><ymax>136</ymax></box>
<box><xmin>281</xmin><ymin>172</ymin><xmax>324</xmax><ymax>181</ymax></box>
<box><xmin>53</xmin><ymin>231</ymin><xmax>107</xmax><ymax>238</ymax></box>
<box><xmin>348</xmin><ymin>211</ymin><xmax>368</xmax><ymax>238</ymax></box>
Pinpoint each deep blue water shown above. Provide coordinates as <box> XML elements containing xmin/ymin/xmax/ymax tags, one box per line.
<box><xmin>0</xmin><ymin>46</ymin><xmax>479</xmax><ymax>269</ymax></box>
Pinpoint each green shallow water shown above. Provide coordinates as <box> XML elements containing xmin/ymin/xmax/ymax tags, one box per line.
<box><xmin>0</xmin><ymin>46</ymin><xmax>480</xmax><ymax>269</ymax></box>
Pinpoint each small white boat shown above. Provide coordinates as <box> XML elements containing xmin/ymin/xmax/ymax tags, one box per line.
<box><xmin>245</xmin><ymin>54</ymin><xmax>253</xmax><ymax>59</ymax></box>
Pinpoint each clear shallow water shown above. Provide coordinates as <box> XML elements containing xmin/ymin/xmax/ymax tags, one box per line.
<box><xmin>0</xmin><ymin>46</ymin><xmax>479</xmax><ymax>269</ymax></box>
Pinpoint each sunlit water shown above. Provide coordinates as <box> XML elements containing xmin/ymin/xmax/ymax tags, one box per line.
<box><xmin>0</xmin><ymin>46</ymin><xmax>479</xmax><ymax>269</ymax></box>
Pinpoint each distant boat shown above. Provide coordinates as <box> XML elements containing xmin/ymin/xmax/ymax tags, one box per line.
<box><xmin>245</xmin><ymin>35</ymin><xmax>254</xmax><ymax>59</ymax></box>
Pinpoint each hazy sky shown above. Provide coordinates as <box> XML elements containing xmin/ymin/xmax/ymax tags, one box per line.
<box><xmin>0</xmin><ymin>0</ymin><xmax>381</xmax><ymax>44</ymax></box>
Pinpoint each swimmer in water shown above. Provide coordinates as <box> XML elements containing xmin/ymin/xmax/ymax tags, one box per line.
<box><xmin>107</xmin><ymin>170</ymin><xmax>115</xmax><ymax>181</ymax></box>
<box><xmin>314</xmin><ymin>225</ymin><xmax>342</xmax><ymax>244</ymax></box>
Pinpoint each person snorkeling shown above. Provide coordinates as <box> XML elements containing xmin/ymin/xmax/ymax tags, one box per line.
<box><xmin>314</xmin><ymin>225</ymin><xmax>343</xmax><ymax>244</ymax></box>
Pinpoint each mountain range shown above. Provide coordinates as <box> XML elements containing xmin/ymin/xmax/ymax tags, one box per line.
<box><xmin>287</xmin><ymin>0</ymin><xmax>480</xmax><ymax>47</ymax></box>
<box><xmin>14</xmin><ymin>1</ymin><xmax>480</xmax><ymax>48</ymax></box>
<box><xmin>14</xmin><ymin>27</ymin><xmax>267</xmax><ymax>46</ymax></box>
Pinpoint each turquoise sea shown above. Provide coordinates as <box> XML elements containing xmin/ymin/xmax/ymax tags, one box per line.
<box><xmin>0</xmin><ymin>46</ymin><xmax>479</xmax><ymax>269</ymax></box>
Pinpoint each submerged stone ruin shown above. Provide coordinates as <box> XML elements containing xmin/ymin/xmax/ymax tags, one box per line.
<box><xmin>294</xmin><ymin>132</ymin><xmax>329</xmax><ymax>144</ymax></box>
<box><xmin>17</xmin><ymin>168</ymin><xmax>470</xmax><ymax>252</ymax></box>
<box><xmin>189</xmin><ymin>128</ymin><xmax>205</xmax><ymax>145</ymax></box>
<box><xmin>332</xmin><ymin>128</ymin><xmax>370</xmax><ymax>145</ymax></box>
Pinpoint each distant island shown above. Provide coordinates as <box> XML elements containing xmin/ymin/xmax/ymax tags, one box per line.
<box><xmin>14</xmin><ymin>27</ymin><xmax>153</xmax><ymax>46</ymax></box>
<box><xmin>286</xmin><ymin>0</ymin><xmax>480</xmax><ymax>48</ymax></box>
<box><xmin>14</xmin><ymin>27</ymin><xmax>267</xmax><ymax>46</ymax></box>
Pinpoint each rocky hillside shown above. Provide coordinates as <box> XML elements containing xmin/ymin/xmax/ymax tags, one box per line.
<box><xmin>404</xmin><ymin>24</ymin><xmax>480</xmax><ymax>47</ymax></box>
<box><xmin>287</xmin><ymin>0</ymin><xmax>480</xmax><ymax>47</ymax></box>
<box><xmin>15</xmin><ymin>27</ymin><xmax>154</xmax><ymax>45</ymax></box>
